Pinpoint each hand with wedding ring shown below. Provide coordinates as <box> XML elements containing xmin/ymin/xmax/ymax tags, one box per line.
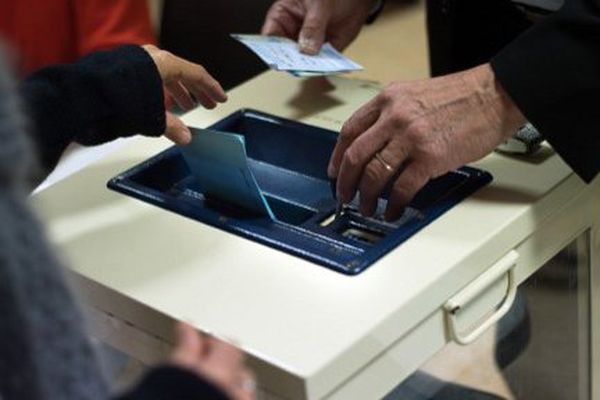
<box><xmin>327</xmin><ymin>63</ymin><xmax>527</xmax><ymax>221</ymax></box>
<box><xmin>170</xmin><ymin>323</ymin><xmax>256</xmax><ymax>400</ymax></box>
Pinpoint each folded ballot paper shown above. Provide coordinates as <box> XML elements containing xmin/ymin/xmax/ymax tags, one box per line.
<box><xmin>231</xmin><ymin>34</ymin><xmax>363</xmax><ymax>77</ymax></box>
<box><xmin>179</xmin><ymin>128</ymin><xmax>276</xmax><ymax>220</ymax></box>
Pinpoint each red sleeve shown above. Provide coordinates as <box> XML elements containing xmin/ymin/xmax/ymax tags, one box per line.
<box><xmin>72</xmin><ymin>0</ymin><xmax>157</xmax><ymax>57</ymax></box>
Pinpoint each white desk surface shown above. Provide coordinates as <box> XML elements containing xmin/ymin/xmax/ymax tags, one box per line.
<box><xmin>32</xmin><ymin>72</ymin><xmax>583</xmax><ymax>399</ymax></box>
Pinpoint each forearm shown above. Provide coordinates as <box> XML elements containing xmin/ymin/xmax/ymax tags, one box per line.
<box><xmin>19</xmin><ymin>45</ymin><xmax>165</xmax><ymax>176</ymax></box>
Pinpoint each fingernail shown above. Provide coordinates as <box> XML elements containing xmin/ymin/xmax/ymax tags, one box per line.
<box><xmin>299</xmin><ymin>37</ymin><xmax>318</xmax><ymax>54</ymax></box>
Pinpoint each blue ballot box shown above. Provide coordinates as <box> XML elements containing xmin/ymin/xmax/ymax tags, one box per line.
<box><xmin>108</xmin><ymin>109</ymin><xmax>492</xmax><ymax>275</ymax></box>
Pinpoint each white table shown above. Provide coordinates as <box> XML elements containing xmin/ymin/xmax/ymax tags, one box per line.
<box><xmin>32</xmin><ymin>72</ymin><xmax>600</xmax><ymax>399</ymax></box>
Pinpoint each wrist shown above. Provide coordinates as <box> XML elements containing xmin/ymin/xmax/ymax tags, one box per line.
<box><xmin>468</xmin><ymin>63</ymin><xmax>527</xmax><ymax>140</ymax></box>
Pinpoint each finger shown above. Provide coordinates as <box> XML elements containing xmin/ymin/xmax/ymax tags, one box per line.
<box><xmin>145</xmin><ymin>47</ymin><xmax>226</xmax><ymax>107</ymax></box>
<box><xmin>298</xmin><ymin>2</ymin><xmax>331</xmax><ymax>54</ymax></box>
<box><xmin>197</xmin><ymin>71</ymin><xmax>227</xmax><ymax>103</ymax></box>
<box><xmin>357</xmin><ymin>144</ymin><xmax>408</xmax><ymax>217</ymax></box>
<box><xmin>261</xmin><ymin>18</ymin><xmax>285</xmax><ymax>36</ymax></box>
<box><xmin>166</xmin><ymin>81</ymin><xmax>196</xmax><ymax>111</ymax></box>
<box><xmin>172</xmin><ymin>322</ymin><xmax>205</xmax><ymax>364</ymax></box>
<box><xmin>261</xmin><ymin>2</ymin><xmax>283</xmax><ymax>35</ymax></box>
<box><xmin>328</xmin><ymin>35</ymin><xmax>353</xmax><ymax>53</ymax></box>
<box><xmin>336</xmin><ymin>119</ymin><xmax>390</xmax><ymax>203</ymax></box>
<box><xmin>164</xmin><ymin>112</ymin><xmax>192</xmax><ymax>145</ymax></box>
<box><xmin>261</xmin><ymin>1</ymin><xmax>303</xmax><ymax>38</ymax></box>
<box><xmin>166</xmin><ymin>55</ymin><xmax>227</xmax><ymax>104</ymax></box>
<box><xmin>230</xmin><ymin>370</ymin><xmax>257</xmax><ymax>400</ymax></box>
<box><xmin>328</xmin><ymin>97</ymin><xmax>381</xmax><ymax>177</ymax></box>
<box><xmin>261</xmin><ymin>9</ymin><xmax>291</xmax><ymax>37</ymax></box>
<box><xmin>206</xmin><ymin>337</ymin><xmax>244</xmax><ymax>367</ymax></box>
<box><xmin>189</xmin><ymin>87</ymin><xmax>218</xmax><ymax>110</ymax></box>
<box><xmin>262</xmin><ymin>16</ymin><xmax>300</xmax><ymax>39</ymax></box>
<box><xmin>328</xmin><ymin>23</ymin><xmax>362</xmax><ymax>52</ymax></box>
<box><xmin>186</xmin><ymin>67</ymin><xmax>227</xmax><ymax>104</ymax></box>
<box><xmin>385</xmin><ymin>162</ymin><xmax>430</xmax><ymax>221</ymax></box>
<box><xmin>230</xmin><ymin>387</ymin><xmax>255</xmax><ymax>400</ymax></box>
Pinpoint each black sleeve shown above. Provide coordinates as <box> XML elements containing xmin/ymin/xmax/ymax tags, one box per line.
<box><xmin>115</xmin><ymin>366</ymin><xmax>230</xmax><ymax>400</ymax></box>
<box><xmin>19</xmin><ymin>45</ymin><xmax>166</xmax><ymax>175</ymax></box>
<box><xmin>366</xmin><ymin>0</ymin><xmax>386</xmax><ymax>24</ymax></box>
<box><xmin>491</xmin><ymin>0</ymin><xmax>600</xmax><ymax>182</ymax></box>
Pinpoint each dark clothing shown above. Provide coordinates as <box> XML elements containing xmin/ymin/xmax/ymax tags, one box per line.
<box><xmin>19</xmin><ymin>45</ymin><xmax>165</xmax><ymax>177</ymax></box>
<box><xmin>118</xmin><ymin>367</ymin><xmax>229</xmax><ymax>400</ymax></box>
<box><xmin>0</xmin><ymin>45</ymin><xmax>229</xmax><ymax>399</ymax></box>
<box><xmin>427</xmin><ymin>0</ymin><xmax>600</xmax><ymax>183</ymax></box>
<box><xmin>0</xmin><ymin>175</ymin><xmax>109</xmax><ymax>400</ymax></box>
<box><xmin>0</xmin><ymin>45</ymin><xmax>109</xmax><ymax>400</ymax></box>
<box><xmin>426</xmin><ymin>0</ymin><xmax>532</xmax><ymax>77</ymax></box>
<box><xmin>492</xmin><ymin>0</ymin><xmax>600</xmax><ymax>182</ymax></box>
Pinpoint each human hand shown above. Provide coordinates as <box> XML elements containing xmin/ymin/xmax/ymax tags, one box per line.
<box><xmin>142</xmin><ymin>45</ymin><xmax>227</xmax><ymax>145</ymax></box>
<box><xmin>261</xmin><ymin>0</ymin><xmax>375</xmax><ymax>54</ymax></box>
<box><xmin>328</xmin><ymin>63</ymin><xmax>526</xmax><ymax>221</ymax></box>
<box><xmin>170</xmin><ymin>323</ymin><xmax>255</xmax><ymax>400</ymax></box>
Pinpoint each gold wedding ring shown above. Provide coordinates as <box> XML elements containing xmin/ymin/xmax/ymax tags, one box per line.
<box><xmin>375</xmin><ymin>152</ymin><xmax>394</xmax><ymax>172</ymax></box>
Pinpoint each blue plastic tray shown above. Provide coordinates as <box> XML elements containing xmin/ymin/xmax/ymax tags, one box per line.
<box><xmin>108</xmin><ymin>109</ymin><xmax>492</xmax><ymax>275</ymax></box>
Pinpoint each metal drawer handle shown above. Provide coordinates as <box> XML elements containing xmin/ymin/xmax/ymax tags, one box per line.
<box><xmin>444</xmin><ymin>250</ymin><xmax>519</xmax><ymax>346</ymax></box>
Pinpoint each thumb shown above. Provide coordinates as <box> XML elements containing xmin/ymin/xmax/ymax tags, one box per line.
<box><xmin>172</xmin><ymin>322</ymin><xmax>205</xmax><ymax>365</ymax></box>
<box><xmin>298</xmin><ymin>2</ymin><xmax>331</xmax><ymax>54</ymax></box>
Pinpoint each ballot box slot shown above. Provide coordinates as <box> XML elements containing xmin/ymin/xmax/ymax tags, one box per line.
<box><xmin>341</xmin><ymin>227</ymin><xmax>384</xmax><ymax>245</ymax></box>
<box><xmin>248</xmin><ymin>158</ymin><xmax>332</xmax><ymax>210</ymax></box>
<box><xmin>262</xmin><ymin>194</ymin><xmax>317</xmax><ymax>225</ymax></box>
<box><xmin>170</xmin><ymin>177</ymin><xmax>318</xmax><ymax>225</ymax></box>
<box><xmin>311</xmin><ymin>207</ymin><xmax>396</xmax><ymax>247</ymax></box>
<box><xmin>340</xmin><ymin>222</ymin><xmax>386</xmax><ymax>245</ymax></box>
<box><xmin>108</xmin><ymin>109</ymin><xmax>493</xmax><ymax>275</ymax></box>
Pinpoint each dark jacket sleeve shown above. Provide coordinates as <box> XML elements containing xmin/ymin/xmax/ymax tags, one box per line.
<box><xmin>491</xmin><ymin>0</ymin><xmax>600</xmax><ymax>182</ymax></box>
<box><xmin>116</xmin><ymin>366</ymin><xmax>230</xmax><ymax>400</ymax></box>
<box><xmin>19</xmin><ymin>45</ymin><xmax>165</xmax><ymax>175</ymax></box>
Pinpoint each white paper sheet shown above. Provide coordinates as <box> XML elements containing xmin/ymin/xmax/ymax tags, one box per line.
<box><xmin>232</xmin><ymin>34</ymin><xmax>363</xmax><ymax>74</ymax></box>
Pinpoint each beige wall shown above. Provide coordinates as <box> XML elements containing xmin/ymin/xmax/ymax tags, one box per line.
<box><xmin>147</xmin><ymin>0</ymin><xmax>164</xmax><ymax>35</ymax></box>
